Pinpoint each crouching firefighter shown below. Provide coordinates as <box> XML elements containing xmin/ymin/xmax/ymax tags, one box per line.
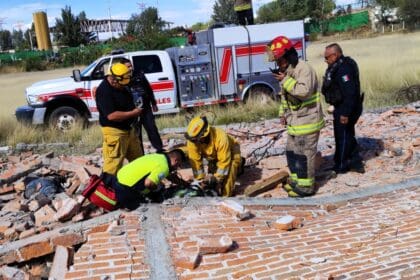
<box><xmin>184</xmin><ymin>116</ymin><xmax>244</xmax><ymax>197</ymax></box>
<box><xmin>267</xmin><ymin>36</ymin><xmax>325</xmax><ymax>197</ymax></box>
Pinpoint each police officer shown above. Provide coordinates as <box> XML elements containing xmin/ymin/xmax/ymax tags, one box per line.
<box><xmin>322</xmin><ymin>43</ymin><xmax>364</xmax><ymax>174</ymax></box>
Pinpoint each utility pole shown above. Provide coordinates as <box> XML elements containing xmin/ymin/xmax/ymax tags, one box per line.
<box><xmin>137</xmin><ymin>2</ymin><xmax>146</xmax><ymax>12</ymax></box>
<box><xmin>107</xmin><ymin>0</ymin><xmax>113</xmax><ymax>40</ymax></box>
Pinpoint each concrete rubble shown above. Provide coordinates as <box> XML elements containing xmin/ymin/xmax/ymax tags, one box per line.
<box><xmin>0</xmin><ymin>102</ymin><xmax>419</xmax><ymax>278</ymax></box>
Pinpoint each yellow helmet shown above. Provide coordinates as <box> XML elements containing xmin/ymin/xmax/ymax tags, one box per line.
<box><xmin>110</xmin><ymin>62</ymin><xmax>132</xmax><ymax>85</ymax></box>
<box><xmin>185</xmin><ymin>116</ymin><xmax>210</xmax><ymax>142</ymax></box>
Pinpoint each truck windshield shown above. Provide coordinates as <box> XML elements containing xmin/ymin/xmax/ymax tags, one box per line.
<box><xmin>80</xmin><ymin>60</ymin><xmax>99</xmax><ymax>77</ymax></box>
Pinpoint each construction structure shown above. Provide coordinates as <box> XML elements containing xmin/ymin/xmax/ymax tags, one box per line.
<box><xmin>33</xmin><ymin>11</ymin><xmax>52</xmax><ymax>51</ymax></box>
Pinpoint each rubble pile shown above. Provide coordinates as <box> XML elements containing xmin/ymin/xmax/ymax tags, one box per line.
<box><xmin>0</xmin><ymin>102</ymin><xmax>419</xmax><ymax>278</ymax></box>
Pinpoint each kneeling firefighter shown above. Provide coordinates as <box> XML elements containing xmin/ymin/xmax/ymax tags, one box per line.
<box><xmin>185</xmin><ymin>116</ymin><xmax>243</xmax><ymax>197</ymax></box>
<box><xmin>267</xmin><ymin>36</ymin><xmax>324</xmax><ymax>197</ymax></box>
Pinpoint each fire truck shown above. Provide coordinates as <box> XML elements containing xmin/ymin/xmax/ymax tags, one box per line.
<box><xmin>15</xmin><ymin>20</ymin><xmax>306</xmax><ymax>129</ymax></box>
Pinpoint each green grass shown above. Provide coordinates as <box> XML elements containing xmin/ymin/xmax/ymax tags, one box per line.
<box><xmin>0</xmin><ymin>32</ymin><xmax>419</xmax><ymax>151</ymax></box>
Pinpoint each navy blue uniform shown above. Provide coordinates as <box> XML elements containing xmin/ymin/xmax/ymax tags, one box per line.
<box><xmin>322</xmin><ymin>56</ymin><xmax>363</xmax><ymax>172</ymax></box>
<box><xmin>129</xmin><ymin>71</ymin><xmax>164</xmax><ymax>152</ymax></box>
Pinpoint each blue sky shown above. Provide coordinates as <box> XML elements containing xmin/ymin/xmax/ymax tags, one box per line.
<box><xmin>0</xmin><ymin>0</ymin><xmax>355</xmax><ymax>32</ymax></box>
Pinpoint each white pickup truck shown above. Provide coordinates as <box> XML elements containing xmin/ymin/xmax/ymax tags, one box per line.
<box><xmin>15</xmin><ymin>21</ymin><xmax>306</xmax><ymax>129</ymax></box>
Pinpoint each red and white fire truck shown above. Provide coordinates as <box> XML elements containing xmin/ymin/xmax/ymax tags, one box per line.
<box><xmin>15</xmin><ymin>20</ymin><xmax>306</xmax><ymax>129</ymax></box>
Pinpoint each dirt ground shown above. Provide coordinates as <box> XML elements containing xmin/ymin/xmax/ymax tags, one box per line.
<box><xmin>0</xmin><ymin>67</ymin><xmax>76</xmax><ymax>117</ymax></box>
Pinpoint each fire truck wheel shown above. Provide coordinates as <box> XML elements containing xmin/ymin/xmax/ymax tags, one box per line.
<box><xmin>246</xmin><ymin>86</ymin><xmax>275</xmax><ymax>105</ymax></box>
<box><xmin>48</xmin><ymin>106</ymin><xmax>82</xmax><ymax>131</ymax></box>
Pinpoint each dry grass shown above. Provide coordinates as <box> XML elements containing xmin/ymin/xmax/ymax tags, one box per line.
<box><xmin>0</xmin><ymin>32</ymin><xmax>419</xmax><ymax>150</ymax></box>
<box><xmin>307</xmin><ymin>32</ymin><xmax>420</xmax><ymax>108</ymax></box>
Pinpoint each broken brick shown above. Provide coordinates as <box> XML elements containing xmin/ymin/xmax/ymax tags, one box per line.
<box><xmin>19</xmin><ymin>228</ymin><xmax>36</xmax><ymax>239</ymax></box>
<box><xmin>273</xmin><ymin>215</ymin><xmax>303</xmax><ymax>231</ymax></box>
<box><xmin>51</xmin><ymin>232</ymin><xmax>85</xmax><ymax>247</ymax></box>
<box><xmin>53</xmin><ymin>198</ymin><xmax>80</xmax><ymax>222</ymax></box>
<box><xmin>198</xmin><ymin>235</ymin><xmax>233</xmax><ymax>255</ymax></box>
<box><xmin>0</xmin><ymin>185</ymin><xmax>14</xmax><ymax>195</ymax></box>
<box><xmin>34</xmin><ymin>205</ymin><xmax>57</xmax><ymax>227</ymax></box>
<box><xmin>18</xmin><ymin>241</ymin><xmax>54</xmax><ymax>262</ymax></box>
<box><xmin>219</xmin><ymin>199</ymin><xmax>252</xmax><ymax>221</ymax></box>
<box><xmin>174</xmin><ymin>249</ymin><xmax>201</xmax><ymax>270</ymax></box>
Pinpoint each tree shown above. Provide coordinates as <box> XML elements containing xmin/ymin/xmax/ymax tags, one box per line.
<box><xmin>212</xmin><ymin>0</ymin><xmax>237</xmax><ymax>24</ymax></box>
<box><xmin>0</xmin><ymin>30</ymin><xmax>12</xmax><ymax>51</ymax></box>
<box><xmin>257</xmin><ymin>1</ymin><xmax>281</xmax><ymax>23</ymax></box>
<box><xmin>11</xmin><ymin>30</ymin><xmax>25</xmax><ymax>50</ymax></box>
<box><xmin>191</xmin><ymin>22</ymin><xmax>211</xmax><ymax>32</ymax></box>
<box><xmin>53</xmin><ymin>6</ymin><xmax>86</xmax><ymax>47</ymax></box>
<box><xmin>398</xmin><ymin>0</ymin><xmax>420</xmax><ymax>29</ymax></box>
<box><xmin>257</xmin><ymin>0</ymin><xmax>334</xmax><ymax>24</ymax></box>
<box><xmin>125</xmin><ymin>7</ymin><xmax>172</xmax><ymax>50</ymax></box>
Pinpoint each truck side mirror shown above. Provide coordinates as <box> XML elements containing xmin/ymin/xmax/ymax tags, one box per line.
<box><xmin>72</xmin><ymin>69</ymin><xmax>82</xmax><ymax>82</ymax></box>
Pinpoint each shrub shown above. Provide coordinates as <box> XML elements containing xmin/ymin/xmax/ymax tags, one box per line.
<box><xmin>24</xmin><ymin>56</ymin><xmax>47</xmax><ymax>71</ymax></box>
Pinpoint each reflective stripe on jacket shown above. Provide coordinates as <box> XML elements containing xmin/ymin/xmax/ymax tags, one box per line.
<box><xmin>234</xmin><ymin>0</ymin><xmax>252</xmax><ymax>11</ymax></box>
<box><xmin>187</xmin><ymin>127</ymin><xmax>239</xmax><ymax>182</ymax></box>
<box><xmin>279</xmin><ymin>60</ymin><xmax>324</xmax><ymax>136</ymax></box>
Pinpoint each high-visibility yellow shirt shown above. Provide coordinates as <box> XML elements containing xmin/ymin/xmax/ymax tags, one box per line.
<box><xmin>117</xmin><ymin>153</ymin><xmax>169</xmax><ymax>187</ymax></box>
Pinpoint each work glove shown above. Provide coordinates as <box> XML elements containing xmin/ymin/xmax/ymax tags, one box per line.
<box><xmin>134</xmin><ymin>96</ymin><xmax>143</xmax><ymax>109</ymax></box>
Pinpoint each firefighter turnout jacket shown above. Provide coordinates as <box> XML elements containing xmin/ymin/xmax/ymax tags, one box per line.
<box><xmin>187</xmin><ymin>127</ymin><xmax>241</xmax><ymax>196</ymax></box>
<box><xmin>279</xmin><ymin>59</ymin><xmax>324</xmax><ymax>197</ymax></box>
<box><xmin>279</xmin><ymin>59</ymin><xmax>325</xmax><ymax>135</ymax></box>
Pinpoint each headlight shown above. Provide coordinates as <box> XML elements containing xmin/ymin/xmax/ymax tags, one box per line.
<box><xmin>27</xmin><ymin>94</ymin><xmax>43</xmax><ymax>105</ymax></box>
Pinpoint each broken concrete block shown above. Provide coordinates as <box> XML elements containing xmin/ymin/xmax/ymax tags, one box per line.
<box><xmin>13</xmin><ymin>181</ymin><xmax>25</xmax><ymax>193</ymax></box>
<box><xmin>1</xmin><ymin>200</ymin><xmax>22</xmax><ymax>212</ymax></box>
<box><xmin>49</xmin><ymin>246</ymin><xmax>73</xmax><ymax>280</ymax></box>
<box><xmin>273</xmin><ymin>215</ymin><xmax>303</xmax><ymax>231</ymax></box>
<box><xmin>198</xmin><ymin>235</ymin><xmax>233</xmax><ymax>255</ymax></box>
<box><xmin>219</xmin><ymin>199</ymin><xmax>252</xmax><ymax>221</ymax></box>
<box><xmin>0</xmin><ymin>265</ymin><xmax>28</xmax><ymax>280</ymax></box>
<box><xmin>34</xmin><ymin>205</ymin><xmax>57</xmax><ymax>227</ymax></box>
<box><xmin>53</xmin><ymin>198</ymin><xmax>80</xmax><ymax>222</ymax></box>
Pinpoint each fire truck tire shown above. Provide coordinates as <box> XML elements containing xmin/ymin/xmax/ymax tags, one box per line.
<box><xmin>48</xmin><ymin>106</ymin><xmax>82</xmax><ymax>131</ymax></box>
<box><xmin>246</xmin><ymin>86</ymin><xmax>275</xmax><ymax>105</ymax></box>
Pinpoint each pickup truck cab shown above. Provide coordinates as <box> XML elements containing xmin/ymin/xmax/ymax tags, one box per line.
<box><xmin>16</xmin><ymin>50</ymin><xmax>179</xmax><ymax>130</ymax></box>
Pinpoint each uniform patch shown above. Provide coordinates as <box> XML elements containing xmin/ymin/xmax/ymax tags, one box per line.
<box><xmin>342</xmin><ymin>74</ymin><xmax>350</xmax><ymax>82</ymax></box>
<box><xmin>158</xmin><ymin>172</ymin><xmax>165</xmax><ymax>181</ymax></box>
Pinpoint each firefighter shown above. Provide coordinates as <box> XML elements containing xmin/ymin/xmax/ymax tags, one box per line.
<box><xmin>234</xmin><ymin>0</ymin><xmax>254</xmax><ymax>25</ymax></box>
<box><xmin>322</xmin><ymin>43</ymin><xmax>364</xmax><ymax>173</ymax></box>
<box><xmin>267</xmin><ymin>36</ymin><xmax>324</xmax><ymax>197</ymax></box>
<box><xmin>95</xmin><ymin>62</ymin><xmax>143</xmax><ymax>176</ymax></box>
<box><xmin>184</xmin><ymin>116</ymin><xmax>242</xmax><ymax>197</ymax></box>
<box><xmin>120</xmin><ymin>58</ymin><xmax>164</xmax><ymax>153</ymax></box>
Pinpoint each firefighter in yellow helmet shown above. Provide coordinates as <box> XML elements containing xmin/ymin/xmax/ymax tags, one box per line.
<box><xmin>95</xmin><ymin>62</ymin><xmax>144</xmax><ymax>176</ymax></box>
<box><xmin>267</xmin><ymin>36</ymin><xmax>324</xmax><ymax>197</ymax></box>
<box><xmin>185</xmin><ymin>116</ymin><xmax>242</xmax><ymax>197</ymax></box>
